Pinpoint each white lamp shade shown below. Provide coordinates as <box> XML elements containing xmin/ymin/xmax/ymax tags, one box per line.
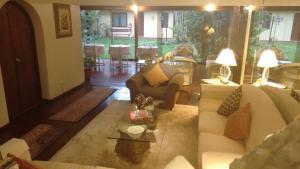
<box><xmin>257</xmin><ymin>49</ymin><xmax>278</xmax><ymax>68</ymax></box>
<box><xmin>215</xmin><ymin>48</ymin><xmax>237</xmax><ymax>66</ymax></box>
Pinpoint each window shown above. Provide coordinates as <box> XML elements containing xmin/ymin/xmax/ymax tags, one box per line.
<box><xmin>112</xmin><ymin>12</ymin><xmax>127</xmax><ymax>27</ymax></box>
<box><xmin>161</xmin><ymin>12</ymin><xmax>169</xmax><ymax>28</ymax></box>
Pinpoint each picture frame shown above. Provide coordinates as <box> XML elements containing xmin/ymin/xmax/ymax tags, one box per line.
<box><xmin>53</xmin><ymin>3</ymin><xmax>72</xmax><ymax>38</ymax></box>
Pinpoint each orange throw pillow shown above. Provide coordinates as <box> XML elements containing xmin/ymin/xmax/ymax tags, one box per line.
<box><xmin>224</xmin><ymin>103</ymin><xmax>251</xmax><ymax>140</ymax></box>
<box><xmin>143</xmin><ymin>64</ymin><xmax>169</xmax><ymax>86</ymax></box>
<box><xmin>8</xmin><ymin>154</ymin><xmax>41</xmax><ymax>169</ymax></box>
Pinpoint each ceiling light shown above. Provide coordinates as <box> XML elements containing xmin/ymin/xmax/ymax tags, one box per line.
<box><xmin>245</xmin><ymin>5</ymin><xmax>255</xmax><ymax>11</ymax></box>
<box><xmin>131</xmin><ymin>4</ymin><xmax>138</xmax><ymax>14</ymax></box>
<box><xmin>204</xmin><ymin>4</ymin><xmax>216</xmax><ymax>12</ymax></box>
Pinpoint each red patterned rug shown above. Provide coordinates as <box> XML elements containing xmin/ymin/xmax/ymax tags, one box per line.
<box><xmin>21</xmin><ymin>124</ymin><xmax>68</xmax><ymax>159</ymax></box>
<box><xmin>49</xmin><ymin>87</ymin><xmax>116</xmax><ymax>122</ymax></box>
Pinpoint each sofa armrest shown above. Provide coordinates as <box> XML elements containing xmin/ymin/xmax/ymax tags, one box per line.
<box><xmin>161</xmin><ymin>75</ymin><xmax>183</xmax><ymax>110</ymax></box>
<box><xmin>0</xmin><ymin>138</ymin><xmax>31</xmax><ymax>161</ymax></box>
<box><xmin>201</xmin><ymin>84</ymin><xmax>239</xmax><ymax>100</ymax></box>
<box><xmin>126</xmin><ymin>73</ymin><xmax>145</xmax><ymax>101</ymax></box>
<box><xmin>168</xmin><ymin>73</ymin><xmax>184</xmax><ymax>87</ymax></box>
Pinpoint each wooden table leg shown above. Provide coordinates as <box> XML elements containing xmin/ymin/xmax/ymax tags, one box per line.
<box><xmin>115</xmin><ymin>139</ymin><xmax>150</xmax><ymax>163</ymax></box>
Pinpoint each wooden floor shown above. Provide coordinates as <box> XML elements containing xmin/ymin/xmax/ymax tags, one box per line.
<box><xmin>0</xmin><ymin>60</ymin><xmax>206</xmax><ymax>160</ymax></box>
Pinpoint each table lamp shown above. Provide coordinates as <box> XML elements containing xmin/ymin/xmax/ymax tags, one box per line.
<box><xmin>257</xmin><ymin>49</ymin><xmax>278</xmax><ymax>85</ymax></box>
<box><xmin>215</xmin><ymin>48</ymin><xmax>237</xmax><ymax>83</ymax></box>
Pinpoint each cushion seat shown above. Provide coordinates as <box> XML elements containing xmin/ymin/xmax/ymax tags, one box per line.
<box><xmin>198</xmin><ymin>132</ymin><xmax>245</xmax><ymax>154</ymax></box>
<box><xmin>199</xmin><ymin>98</ymin><xmax>223</xmax><ymax>112</ymax></box>
<box><xmin>202</xmin><ymin>152</ymin><xmax>243</xmax><ymax>169</ymax></box>
<box><xmin>139</xmin><ymin>85</ymin><xmax>167</xmax><ymax>99</ymax></box>
<box><xmin>198</xmin><ymin>111</ymin><xmax>227</xmax><ymax>135</ymax></box>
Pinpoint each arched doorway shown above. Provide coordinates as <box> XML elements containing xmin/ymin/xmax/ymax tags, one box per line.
<box><xmin>0</xmin><ymin>1</ymin><xmax>41</xmax><ymax>120</ymax></box>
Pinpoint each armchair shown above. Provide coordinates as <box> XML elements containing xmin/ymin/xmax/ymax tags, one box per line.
<box><xmin>126</xmin><ymin>63</ymin><xmax>184</xmax><ymax>110</ymax></box>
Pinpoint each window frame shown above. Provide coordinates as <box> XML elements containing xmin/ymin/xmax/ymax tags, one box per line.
<box><xmin>112</xmin><ymin>12</ymin><xmax>128</xmax><ymax>27</ymax></box>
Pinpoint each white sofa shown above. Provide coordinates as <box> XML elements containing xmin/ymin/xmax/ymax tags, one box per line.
<box><xmin>260</xmin><ymin>86</ymin><xmax>300</xmax><ymax>124</ymax></box>
<box><xmin>0</xmin><ymin>138</ymin><xmax>113</xmax><ymax>169</ymax></box>
<box><xmin>198</xmin><ymin>84</ymin><xmax>287</xmax><ymax>169</ymax></box>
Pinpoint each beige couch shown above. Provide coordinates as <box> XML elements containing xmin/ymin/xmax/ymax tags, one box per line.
<box><xmin>0</xmin><ymin>138</ymin><xmax>113</xmax><ymax>169</ymax></box>
<box><xmin>260</xmin><ymin>86</ymin><xmax>300</xmax><ymax>124</ymax></box>
<box><xmin>198</xmin><ymin>84</ymin><xmax>287</xmax><ymax>169</ymax></box>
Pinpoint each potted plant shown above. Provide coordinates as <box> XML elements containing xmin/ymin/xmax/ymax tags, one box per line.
<box><xmin>84</xmin><ymin>57</ymin><xmax>94</xmax><ymax>81</ymax></box>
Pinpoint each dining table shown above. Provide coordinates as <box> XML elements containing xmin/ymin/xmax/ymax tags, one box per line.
<box><xmin>137</xmin><ymin>46</ymin><xmax>159</xmax><ymax>60</ymax></box>
<box><xmin>136</xmin><ymin>46</ymin><xmax>159</xmax><ymax>69</ymax></box>
<box><xmin>84</xmin><ymin>44</ymin><xmax>105</xmax><ymax>66</ymax></box>
<box><xmin>109</xmin><ymin>45</ymin><xmax>131</xmax><ymax>68</ymax></box>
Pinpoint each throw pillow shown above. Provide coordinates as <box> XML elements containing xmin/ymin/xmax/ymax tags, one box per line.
<box><xmin>217</xmin><ymin>86</ymin><xmax>242</xmax><ymax>116</ymax></box>
<box><xmin>7</xmin><ymin>154</ymin><xmax>41</xmax><ymax>169</ymax></box>
<box><xmin>224</xmin><ymin>103</ymin><xmax>251</xmax><ymax>140</ymax></box>
<box><xmin>291</xmin><ymin>89</ymin><xmax>300</xmax><ymax>102</ymax></box>
<box><xmin>143</xmin><ymin>64</ymin><xmax>169</xmax><ymax>87</ymax></box>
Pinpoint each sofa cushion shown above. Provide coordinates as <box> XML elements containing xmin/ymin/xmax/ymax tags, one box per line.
<box><xmin>199</xmin><ymin>98</ymin><xmax>223</xmax><ymax>112</ymax></box>
<box><xmin>198</xmin><ymin>132</ymin><xmax>245</xmax><ymax>154</ymax></box>
<box><xmin>217</xmin><ymin>86</ymin><xmax>242</xmax><ymax>116</ymax></box>
<box><xmin>224</xmin><ymin>103</ymin><xmax>251</xmax><ymax>140</ymax></box>
<box><xmin>199</xmin><ymin>111</ymin><xmax>227</xmax><ymax>135</ymax></box>
<box><xmin>240</xmin><ymin>85</ymin><xmax>286</xmax><ymax>151</ymax></box>
<box><xmin>291</xmin><ymin>89</ymin><xmax>300</xmax><ymax>102</ymax></box>
<box><xmin>139</xmin><ymin>85</ymin><xmax>167</xmax><ymax>99</ymax></box>
<box><xmin>261</xmin><ymin>86</ymin><xmax>300</xmax><ymax>123</ymax></box>
<box><xmin>202</xmin><ymin>152</ymin><xmax>242</xmax><ymax>169</ymax></box>
<box><xmin>143</xmin><ymin>64</ymin><xmax>169</xmax><ymax>86</ymax></box>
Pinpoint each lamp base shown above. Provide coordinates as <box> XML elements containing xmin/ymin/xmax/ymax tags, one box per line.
<box><xmin>219</xmin><ymin>65</ymin><xmax>231</xmax><ymax>84</ymax></box>
<box><xmin>261</xmin><ymin>67</ymin><xmax>270</xmax><ymax>85</ymax></box>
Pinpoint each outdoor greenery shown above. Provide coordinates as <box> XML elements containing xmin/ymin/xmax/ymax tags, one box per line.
<box><xmin>181</xmin><ymin>11</ymin><xmax>231</xmax><ymax>61</ymax></box>
<box><xmin>248</xmin><ymin>11</ymin><xmax>299</xmax><ymax>62</ymax></box>
<box><xmin>81</xmin><ymin>10</ymin><xmax>232</xmax><ymax>61</ymax></box>
<box><xmin>81</xmin><ymin>10</ymin><xmax>298</xmax><ymax>63</ymax></box>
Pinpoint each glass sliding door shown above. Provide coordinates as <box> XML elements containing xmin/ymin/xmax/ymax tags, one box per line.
<box><xmin>81</xmin><ymin>10</ymin><xmax>135</xmax><ymax>59</ymax></box>
<box><xmin>245</xmin><ymin>9</ymin><xmax>300</xmax><ymax>88</ymax></box>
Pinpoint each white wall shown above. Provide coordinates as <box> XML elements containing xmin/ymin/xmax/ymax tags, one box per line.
<box><xmin>259</xmin><ymin>12</ymin><xmax>295</xmax><ymax>41</ymax></box>
<box><xmin>162</xmin><ymin>12</ymin><xmax>174</xmax><ymax>38</ymax></box>
<box><xmin>127</xmin><ymin>12</ymin><xmax>135</xmax><ymax>34</ymax></box>
<box><xmin>144</xmin><ymin>11</ymin><xmax>159</xmax><ymax>38</ymax></box>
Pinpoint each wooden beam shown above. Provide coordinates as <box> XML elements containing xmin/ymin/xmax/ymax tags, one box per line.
<box><xmin>239</xmin><ymin>8</ymin><xmax>253</xmax><ymax>85</ymax></box>
<box><xmin>134</xmin><ymin>12</ymin><xmax>138</xmax><ymax>61</ymax></box>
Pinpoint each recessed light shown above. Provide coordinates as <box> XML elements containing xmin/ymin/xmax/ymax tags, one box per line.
<box><xmin>131</xmin><ymin>4</ymin><xmax>138</xmax><ymax>14</ymax></box>
<box><xmin>204</xmin><ymin>4</ymin><xmax>216</xmax><ymax>12</ymax></box>
<box><xmin>245</xmin><ymin>5</ymin><xmax>255</xmax><ymax>11</ymax></box>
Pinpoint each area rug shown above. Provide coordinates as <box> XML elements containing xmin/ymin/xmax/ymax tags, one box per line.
<box><xmin>21</xmin><ymin>124</ymin><xmax>68</xmax><ymax>159</ymax></box>
<box><xmin>50</xmin><ymin>100</ymin><xmax>198</xmax><ymax>169</ymax></box>
<box><xmin>49</xmin><ymin>87</ymin><xmax>116</xmax><ymax>122</ymax></box>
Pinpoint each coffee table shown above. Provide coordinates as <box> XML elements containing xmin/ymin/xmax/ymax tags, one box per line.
<box><xmin>107</xmin><ymin>104</ymin><xmax>157</xmax><ymax>163</ymax></box>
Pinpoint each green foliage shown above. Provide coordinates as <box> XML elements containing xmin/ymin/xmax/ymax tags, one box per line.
<box><xmin>248</xmin><ymin>11</ymin><xmax>272</xmax><ymax>62</ymax></box>
<box><xmin>182</xmin><ymin>11</ymin><xmax>231</xmax><ymax>62</ymax></box>
<box><xmin>81</xmin><ymin>10</ymin><xmax>110</xmax><ymax>43</ymax></box>
<box><xmin>84</xmin><ymin>57</ymin><xmax>95</xmax><ymax>70</ymax></box>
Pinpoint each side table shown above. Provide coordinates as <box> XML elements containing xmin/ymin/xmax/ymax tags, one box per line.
<box><xmin>201</xmin><ymin>78</ymin><xmax>239</xmax><ymax>86</ymax></box>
